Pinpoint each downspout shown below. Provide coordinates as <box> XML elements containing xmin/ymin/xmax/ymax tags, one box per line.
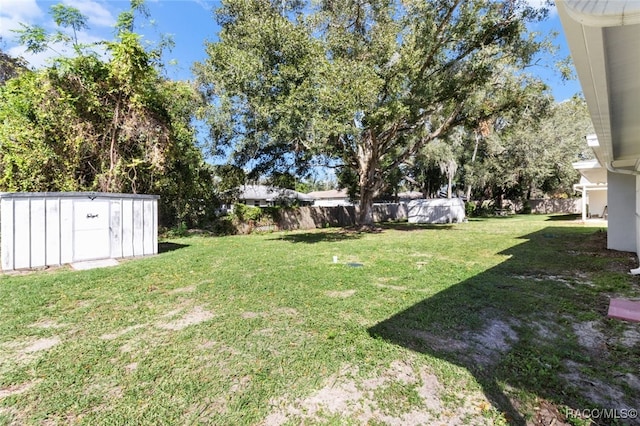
<box><xmin>605</xmin><ymin>160</ymin><xmax>640</xmax><ymax>275</ymax></box>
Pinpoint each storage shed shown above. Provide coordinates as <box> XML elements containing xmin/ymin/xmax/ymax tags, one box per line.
<box><xmin>407</xmin><ymin>198</ymin><xmax>465</xmax><ymax>224</ymax></box>
<box><xmin>0</xmin><ymin>192</ymin><xmax>159</xmax><ymax>271</ymax></box>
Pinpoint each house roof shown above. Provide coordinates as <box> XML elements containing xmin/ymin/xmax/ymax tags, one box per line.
<box><xmin>238</xmin><ymin>185</ymin><xmax>313</xmax><ymax>202</ymax></box>
<box><xmin>572</xmin><ymin>159</ymin><xmax>607</xmax><ymax>185</ymax></box>
<box><xmin>397</xmin><ymin>191</ymin><xmax>423</xmax><ymax>200</ymax></box>
<box><xmin>558</xmin><ymin>1</ymin><xmax>640</xmax><ymax>170</ymax></box>
<box><xmin>306</xmin><ymin>189</ymin><xmax>349</xmax><ymax>200</ymax></box>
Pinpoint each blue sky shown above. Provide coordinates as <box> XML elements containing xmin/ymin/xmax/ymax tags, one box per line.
<box><xmin>0</xmin><ymin>0</ymin><xmax>582</xmax><ymax>101</ymax></box>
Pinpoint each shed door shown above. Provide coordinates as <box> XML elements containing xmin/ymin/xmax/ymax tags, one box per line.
<box><xmin>73</xmin><ymin>200</ymin><xmax>110</xmax><ymax>261</ymax></box>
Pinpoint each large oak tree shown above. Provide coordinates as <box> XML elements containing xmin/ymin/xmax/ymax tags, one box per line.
<box><xmin>196</xmin><ymin>0</ymin><xmax>553</xmax><ymax>225</ymax></box>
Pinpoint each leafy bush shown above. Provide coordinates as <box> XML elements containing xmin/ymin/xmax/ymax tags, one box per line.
<box><xmin>232</xmin><ymin>204</ymin><xmax>263</xmax><ymax>223</ymax></box>
<box><xmin>261</xmin><ymin>206</ymin><xmax>281</xmax><ymax>222</ymax></box>
<box><xmin>465</xmin><ymin>202</ymin><xmax>477</xmax><ymax>217</ymax></box>
<box><xmin>164</xmin><ymin>221</ymin><xmax>189</xmax><ymax>238</ymax></box>
<box><xmin>473</xmin><ymin>200</ymin><xmax>497</xmax><ymax>217</ymax></box>
<box><xmin>211</xmin><ymin>217</ymin><xmax>237</xmax><ymax>236</ymax></box>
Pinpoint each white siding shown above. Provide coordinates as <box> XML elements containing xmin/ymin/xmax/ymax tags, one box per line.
<box><xmin>636</xmin><ymin>175</ymin><xmax>640</xmax><ymax>261</ymax></box>
<box><xmin>143</xmin><ymin>199</ymin><xmax>155</xmax><ymax>255</ymax></box>
<box><xmin>407</xmin><ymin>199</ymin><xmax>465</xmax><ymax>224</ymax></box>
<box><xmin>60</xmin><ymin>199</ymin><xmax>74</xmax><ymax>264</ymax></box>
<box><xmin>13</xmin><ymin>199</ymin><xmax>31</xmax><ymax>269</ymax></box>
<box><xmin>122</xmin><ymin>198</ymin><xmax>134</xmax><ymax>257</ymax></box>
<box><xmin>110</xmin><ymin>200</ymin><xmax>123</xmax><ymax>259</ymax></box>
<box><xmin>45</xmin><ymin>198</ymin><xmax>61</xmax><ymax>266</ymax></box>
<box><xmin>132</xmin><ymin>199</ymin><xmax>144</xmax><ymax>256</ymax></box>
<box><xmin>72</xmin><ymin>200</ymin><xmax>110</xmax><ymax>262</ymax></box>
<box><xmin>1</xmin><ymin>198</ymin><xmax>14</xmax><ymax>270</ymax></box>
<box><xmin>30</xmin><ymin>198</ymin><xmax>46</xmax><ymax>267</ymax></box>
<box><xmin>0</xmin><ymin>192</ymin><xmax>159</xmax><ymax>271</ymax></box>
<box><xmin>607</xmin><ymin>172</ymin><xmax>636</xmax><ymax>253</ymax></box>
<box><xmin>588</xmin><ymin>191</ymin><xmax>608</xmax><ymax>218</ymax></box>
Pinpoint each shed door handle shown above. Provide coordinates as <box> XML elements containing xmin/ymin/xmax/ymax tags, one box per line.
<box><xmin>87</xmin><ymin>213</ymin><xmax>99</xmax><ymax>219</ymax></box>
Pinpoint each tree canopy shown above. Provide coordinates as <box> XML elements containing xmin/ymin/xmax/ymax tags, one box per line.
<box><xmin>195</xmin><ymin>0</ymin><xmax>555</xmax><ymax>225</ymax></box>
<box><xmin>0</xmin><ymin>45</ymin><xmax>28</xmax><ymax>85</ymax></box>
<box><xmin>470</xmin><ymin>95</ymin><xmax>593</xmax><ymax>202</ymax></box>
<box><xmin>0</xmin><ymin>1</ymin><xmax>214</xmax><ymax>227</ymax></box>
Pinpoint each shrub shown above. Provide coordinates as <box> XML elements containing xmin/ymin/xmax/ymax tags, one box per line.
<box><xmin>232</xmin><ymin>204</ymin><xmax>263</xmax><ymax>223</ymax></box>
<box><xmin>211</xmin><ymin>217</ymin><xmax>237</xmax><ymax>235</ymax></box>
<box><xmin>165</xmin><ymin>221</ymin><xmax>189</xmax><ymax>238</ymax></box>
<box><xmin>465</xmin><ymin>201</ymin><xmax>477</xmax><ymax>217</ymax></box>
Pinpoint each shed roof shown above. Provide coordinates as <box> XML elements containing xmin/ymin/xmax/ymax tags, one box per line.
<box><xmin>0</xmin><ymin>192</ymin><xmax>159</xmax><ymax>200</ymax></box>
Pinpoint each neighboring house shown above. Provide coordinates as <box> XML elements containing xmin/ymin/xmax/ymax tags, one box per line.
<box><xmin>558</xmin><ymin>1</ymin><xmax>640</xmax><ymax>264</ymax></box>
<box><xmin>237</xmin><ymin>185</ymin><xmax>313</xmax><ymax>207</ymax></box>
<box><xmin>307</xmin><ymin>189</ymin><xmax>352</xmax><ymax>207</ymax></box>
<box><xmin>398</xmin><ymin>191</ymin><xmax>424</xmax><ymax>203</ymax></box>
<box><xmin>572</xmin><ymin>158</ymin><xmax>608</xmax><ymax>221</ymax></box>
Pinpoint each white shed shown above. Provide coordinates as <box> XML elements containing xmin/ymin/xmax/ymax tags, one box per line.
<box><xmin>407</xmin><ymin>198</ymin><xmax>466</xmax><ymax>224</ymax></box>
<box><xmin>0</xmin><ymin>192</ymin><xmax>159</xmax><ymax>271</ymax></box>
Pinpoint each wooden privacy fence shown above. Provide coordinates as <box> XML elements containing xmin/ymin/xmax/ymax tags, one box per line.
<box><xmin>240</xmin><ymin>199</ymin><xmax>582</xmax><ymax>233</ymax></box>
<box><xmin>277</xmin><ymin>204</ymin><xmax>408</xmax><ymax>231</ymax></box>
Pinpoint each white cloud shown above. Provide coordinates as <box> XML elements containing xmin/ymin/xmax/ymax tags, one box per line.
<box><xmin>63</xmin><ymin>0</ymin><xmax>117</xmax><ymax>28</ymax></box>
<box><xmin>0</xmin><ymin>0</ymin><xmax>43</xmax><ymax>20</ymax></box>
<box><xmin>1</xmin><ymin>0</ymin><xmax>117</xmax><ymax>67</ymax></box>
<box><xmin>0</xmin><ymin>0</ymin><xmax>44</xmax><ymax>39</ymax></box>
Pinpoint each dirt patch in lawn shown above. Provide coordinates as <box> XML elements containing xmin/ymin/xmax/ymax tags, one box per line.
<box><xmin>263</xmin><ymin>359</ymin><xmax>488</xmax><ymax>425</ymax></box>
<box><xmin>561</xmin><ymin>361</ymin><xmax>632</xmax><ymax>412</ymax></box>
<box><xmin>156</xmin><ymin>305</ymin><xmax>215</xmax><ymax>331</ymax></box>
<box><xmin>325</xmin><ymin>289</ymin><xmax>356</xmax><ymax>298</ymax></box>
<box><xmin>272</xmin><ymin>307</ymin><xmax>299</xmax><ymax>317</ymax></box>
<box><xmin>28</xmin><ymin>319</ymin><xmax>67</xmax><ymax>330</ymax></box>
<box><xmin>573</xmin><ymin>320</ymin><xmax>606</xmax><ymax>352</ymax></box>
<box><xmin>12</xmin><ymin>337</ymin><xmax>62</xmax><ymax>359</ymax></box>
<box><xmin>512</xmin><ymin>273</ymin><xmax>595</xmax><ymax>288</ymax></box>
<box><xmin>167</xmin><ymin>285</ymin><xmax>196</xmax><ymax>295</ymax></box>
<box><xmin>403</xmin><ymin>318</ymin><xmax>519</xmax><ymax>367</ymax></box>
<box><xmin>100</xmin><ymin>324</ymin><xmax>146</xmax><ymax>341</ymax></box>
<box><xmin>0</xmin><ymin>380</ymin><xmax>40</xmax><ymax>399</ymax></box>
<box><xmin>620</xmin><ymin>328</ymin><xmax>640</xmax><ymax>347</ymax></box>
<box><xmin>375</xmin><ymin>283</ymin><xmax>409</xmax><ymax>291</ymax></box>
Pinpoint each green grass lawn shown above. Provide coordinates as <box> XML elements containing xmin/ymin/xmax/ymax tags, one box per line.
<box><xmin>1</xmin><ymin>215</ymin><xmax>639</xmax><ymax>425</ymax></box>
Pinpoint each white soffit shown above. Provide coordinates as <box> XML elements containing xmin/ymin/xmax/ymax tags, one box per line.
<box><xmin>557</xmin><ymin>1</ymin><xmax>640</xmax><ymax>167</ymax></box>
<box><xmin>562</xmin><ymin>1</ymin><xmax>640</xmax><ymax>27</ymax></box>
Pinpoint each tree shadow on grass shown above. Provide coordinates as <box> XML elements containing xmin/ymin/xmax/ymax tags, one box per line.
<box><xmin>269</xmin><ymin>231</ymin><xmax>363</xmax><ymax>244</ymax></box>
<box><xmin>546</xmin><ymin>214</ymin><xmax>581</xmax><ymax>221</ymax></box>
<box><xmin>158</xmin><ymin>242</ymin><xmax>190</xmax><ymax>254</ymax></box>
<box><xmin>368</xmin><ymin>226</ymin><xmax>640</xmax><ymax>425</ymax></box>
<box><xmin>378</xmin><ymin>222</ymin><xmax>457</xmax><ymax>231</ymax></box>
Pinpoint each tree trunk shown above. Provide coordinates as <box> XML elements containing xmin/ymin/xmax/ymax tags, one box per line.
<box><xmin>358</xmin><ymin>184</ymin><xmax>374</xmax><ymax>226</ymax></box>
<box><xmin>357</xmin><ymin>131</ymin><xmax>378</xmax><ymax>227</ymax></box>
<box><xmin>466</xmin><ymin>130</ymin><xmax>481</xmax><ymax>201</ymax></box>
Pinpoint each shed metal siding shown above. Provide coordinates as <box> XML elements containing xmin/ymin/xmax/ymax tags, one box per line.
<box><xmin>0</xmin><ymin>192</ymin><xmax>159</xmax><ymax>271</ymax></box>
